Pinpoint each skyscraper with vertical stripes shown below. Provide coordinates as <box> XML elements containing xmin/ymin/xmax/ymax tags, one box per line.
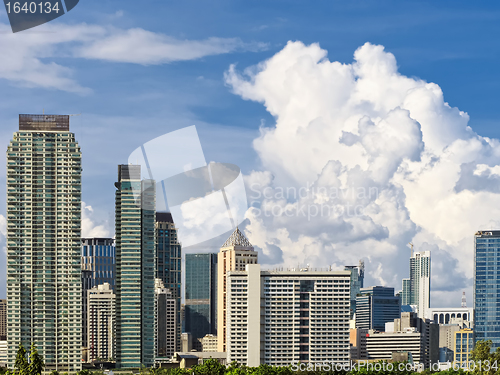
<box><xmin>7</xmin><ymin>114</ymin><xmax>82</xmax><ymax>371</ymax></box>
<box><xmin>115</xmin><ymin>165</ymin><xmax>156</xmax><ymax>368</ymax></box>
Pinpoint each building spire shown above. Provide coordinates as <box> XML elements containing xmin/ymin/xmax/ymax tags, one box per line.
<box><xmin>221</xmin><ymin>227</ymin><xmax>252</xmax><ymax>248</ymax></box>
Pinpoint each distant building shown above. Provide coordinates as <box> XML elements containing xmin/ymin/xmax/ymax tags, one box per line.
<box><xmin>427</xmin><ymin>307</ymin><xmax>474</xmax><ymax>327</ymax></box>
<box><xmin>356</xmin><ymin>286</ymin><xmax>400</xmax><ymax>331</ymax></box>
<box><xmin>454</xmin><ymin>328</ymin><xmax>474</xmax><ymax>362</ymax></box>
<box><xmin>350</xmin><ymin>328</ymin><xmax>368</xmax><ymax>360</ymax></box>
<box><xmin>439</xmin><ymin>324</ymin><xmax>461</xmax><ymax>359</ymax></box>
<box><xmin>365</xmin><ymin>312</ymin><xmax>439</xmax><ymax>368</ymax></box>
<box><xmin>217</xmin><ymin>228</ymin><xmax>258</xmax><ymax>353</ymax></box>
<box><xmin>226</xmin><ymin>264</ymin><xmax>351</xmax><ymax>366</ymax></box>
<box><xmin>155</xmin><ymin>279</ymin><xmax>177</xmax><ymax>359</ymax></box>
<box><xmin>474</xmin><ymin>230</ymin><xmax>500</xmax><ymax>349</ymax></box>
<box><xmin>344</xmin><ymin>261</ymin><xmax>364</xmax><ymax>319</ymax></box>
<box><xmin>181</xmin><ymin>333</ymin><xmax>192</xmax><ymax>353</ymax></box>
<box><xmin>201</xmin><ymin>334</ymin><xmax>218</xmax><ymax>352</ymax></box>
<box><xmin>401</xmin><ymin>250</ymin><xmax>431</xmax><ymax>319</ymax></box>
<box><xmin>87</xmin><ymin>283</ymin><xmax>115</xmax><ymax>362</ymax></box>
<box><xmin>115</xmin><ymin>164</ymin><xmax>156</xmax><ymax>368</ymax></box>
<box><xmin>81</xmin><ymin>238</ymin><xmax>115</xmax><ymax>353</ymax></box>
<box><xmin>185</xmin><ymin>253</ymin><xmax>217</xmax><ymax>350</ymax></box>
<box><xmin>156</xmin><ymin>212</ymin><xmax>182</xmax><ymax>353</ymax></box>
<box><xmin>0</xmin><ymin>300</ymin><xmax>6</xmax><ymax>341</ymax></box>
<box><xmin>0</xmin><ymin>341</ymin><xmax>6</xmax><ymax>367</ymax></box>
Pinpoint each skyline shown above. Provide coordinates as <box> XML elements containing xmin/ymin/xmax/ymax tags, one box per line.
<box><xmin>2</xmin><ymin>1</ymin><xmax>500</xmax><ymax>308</ymax></box>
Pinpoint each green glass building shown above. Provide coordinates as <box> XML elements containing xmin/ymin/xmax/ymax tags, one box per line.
<box><xmin>115</xmin><ymin>165</ymin><xmax>156</xmax><ymax>368</ymax></box>
<box><xmin>7</xmin><ymin>114</ymin><xmax>82</xmax><ymax>372</ymax></box>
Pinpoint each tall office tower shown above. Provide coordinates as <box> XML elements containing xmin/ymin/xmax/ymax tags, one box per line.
<box><xmin>7</xmin><ymin>114</ymin><xmax>82</xmax><ymax>372</ymax></box>
<box><xmin>474</xmin><ymin>230</ymin><xmax>500</xmax><ymax>349</ymax></box>
<box><xmin>81</xmin><ymin>238</ymin><xmax>116</xmax><ymax>289</ymax></box>
<box><xmin>115</xmin><ymin>165</ymin><xmax>156</xmax><ymax>368</ymax></box>
<box><xmin>155</xmin><ymin>212</ymin><xmax>181</xmax><ymax>353</ymax></box>
<box><xmin>400</xmin><ymin>250</ymin><xmax>431</xmax><ymax>318</ymax></box>
<box><xmin>226</xmin><ymin>264</ymin><xmax>351</xmax><ymax>366</ymax></box>
<box><xmin>355</xmin><ymin>286</ymin><xmax>401</xmax><ymax>331</ymax></box>
<box><xmin>0</xmin><ymin>300</ymin><xmax>6</xmax><ymax>341</ymax></box>
<box><xmin>155</xmin><ymin>279</ymin><xmax>177</xmax><ymax>359</ymax></box>
<box><xmin>185</xmin><ymin>253</ymin><xmax>217</xmax><ymax>350</ymax></box>
<box><xmin>217</xmin><ymin>228</ymin><xmax>258</xmax><ymax>353</ymax></box>
<box><xmin>87</xmin><ymin>283</ymin><xmax>115</xmax><ymax>362</ymax></box>
<box><xmin>344</xmin><ymin>260</ymin><xmax>364</xmax><ymax>319</ymax></box>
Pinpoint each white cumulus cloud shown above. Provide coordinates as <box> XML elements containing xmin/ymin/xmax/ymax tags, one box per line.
<box><xmin>82</xmin><ymin>202</ymin><xmax>112</xmax><ymax>238</ymax></box>
<box><xmin>227</xmin><ymin>41</ymin><xmax>500</xmax><ymax>307</ymax></box>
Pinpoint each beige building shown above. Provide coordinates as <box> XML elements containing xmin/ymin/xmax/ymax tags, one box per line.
<box><xmin>87</xmin><ymin>283</ymin><xmax>115</xmax><ymax>362</ymax></box>
<box><xmin>227</xmin><ymin>264</ymin><xmax>351</xmax><ymax>366</ymax></box>
<box><xmin>217</xmin><ymin>228</ymin><xmax>258</xmax><ymax>352</ymax></box>
<box><xmin>201</xmin><ymin>334</ymin><xmax>218</xmax><ymax>352</ymax></box>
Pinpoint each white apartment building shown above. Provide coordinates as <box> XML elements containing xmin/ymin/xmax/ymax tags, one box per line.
<box><xmin>226</xmin><ymin>264</ymin><xmax>351</xmax><ymax>366</ymax></box>
<box><xmin>87</xmin><ymin>283</ymin><xmax>115</xmax><ymax>362</ymax></box>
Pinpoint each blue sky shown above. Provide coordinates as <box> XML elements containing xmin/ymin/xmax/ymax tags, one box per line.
<box><xmin>1</xmin><ymin>0</ymin><xmax>500</xmax><ymax>304</ymax></box>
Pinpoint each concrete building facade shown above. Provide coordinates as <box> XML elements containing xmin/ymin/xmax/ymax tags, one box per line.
<box><xmin>226</xmin><ymin>264</ymin><xmax>351</xmax><ymax>366</ymax></box>
<box><xmin>217</xmin><ymin>228</ymin><xmax>258</xmax><ymax>352</ymax></box>
<box><xmin>155</xmin><ymin>279</ymin><xmax>177</xmax><ymax>359</ymax></box>
<box><xmin>87</xmin><ymin>283</ymin><xmax>115</xmax><ymax>362</ymax></box>
<box><xmin>401</xmin><ymin>250</ymin><xmax>431</xmax><ymax>319</ymax></box>
<box><xmin>7</xmin><ymin>115</ymin><xmax>82</xmax><ymax>371</ymax></box>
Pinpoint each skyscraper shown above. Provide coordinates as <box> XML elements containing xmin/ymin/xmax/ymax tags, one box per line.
<box><xmin>344</xmin><ymin>260</ymin><xmax>364</xmax><ymax>319</ymax></box>
<box><xmin>185</xmin><ymin>253</ymin><xmax>217</xmax><ymax>349</ymax></box>
<box><xmin>155</xmin><ymin>212</ymin><xmax>181</xmax><ymax>353</ymax></box>
<box><xmin>115</xmin><ymin>165</ymin><xmax>156</xmax><ymax>368</ymax></box>
<box><xmin>155</xmin><ymin>279</ymin><xmax>177</xmax><ymax>359</ymax></box>
<box><xmin>355</xmin><ymin>286</ymin><xmax>401</xmax><ymax>331</ymax></box>
<box><xmin>7</xmin><ymin>114</ymin><xmax>82</xmax><ymax>371</ymax></box>
<box><xmin>217</xmin><ymin>228</ymin><xmax>258</xmax><ymax>353</ymax></box>
<box><xmin>474</xmin><ymin>230</ymin><xmax>500</xmax><ymax>349</ymax></box>
<box><xmin>400</xmin><ymin>249</ymin><xmax>431</xmax><ymax>319</ymax></box>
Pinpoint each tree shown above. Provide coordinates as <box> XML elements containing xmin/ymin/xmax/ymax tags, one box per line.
<box><xmin>14</xmin><ymin>344</ymin><xmax>28</xmax><ymax>375</ymax></box>
<box><xmin>28</xmin><ymin>343</ymin><xmax>44</xmax><ymax>375</ymax></box>
<box><xmin>470</xmin><ymin>340</ymin><xmax>500</xmax><ymax>375</ymax></box>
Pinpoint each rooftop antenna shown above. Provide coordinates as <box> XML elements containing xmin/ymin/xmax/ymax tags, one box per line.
<box><xmin>408</xmin><ymin>242</ymin><xmax>414</xmax><ymax>257</ymax></box>
<box><xmin>462</xmin><ymin>291</ymin><xmax>467</xmax><ymax>308</ymax></box>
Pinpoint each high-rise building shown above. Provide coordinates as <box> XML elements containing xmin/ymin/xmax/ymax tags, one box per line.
<box><xmin>344</xmin><ymin>261</ymin><xmax>364</xmax><ymax>319</ymax></box>
<box><xmin>226</xmin><ymin>264</ymin><xmax>351</xmax><ymax>366</ymax></box>
<box><xmin>115</xmin><ymin>165</ymin><xmax>156</xmax><ymax>368</ymax></box>
<box><xmin>7</xmin><ymin>114</ymin><xmax>82</xmax><ymax>372</ymax></box>
<box><xmin>155</xmin><ymin>212</ymin><xmax>181</xmax><ymax>353</ymax></box>
<box><xmin>0</xmin><ymin>300</ymin><xmax>6</xmax><ymax>341</ymax></box>
<box><xmin>81</xmin><ymin>238</ymin><xmax>116</xmax><ymax>289</ymax></box>
<box><xmin>400</xmin><ymin>250</ymin><xmax>431</xmax><ymax>318</ymax></box>
<box><xmin>155</xmin><ymin>279</ymin><xmax>177</xmax><ymax>359</ymax></box>
<box><xmin>87</xmin><ymin>283</ymin><xmax>115</xmax><ymax>362</ymax></box>
<box><xmin>81</xmin><ymin>238</ymin><xmax>116</xmax><ymax>354</ymax></box>
<box><xmin>474</xmin><ymin>230</ymin><xmax>500</xmax><ymax>349</ymax></box>
<box><xmin>217</xmin><ymin>228</ymin><xmax>258</xmax><ymax>352</ymax></box>
<box><xmin>356</xmin><ymin>286</ymin><xmax>400</xmax><ymax>332</ymax></box>
<box><xmin>185</xmin><ymin>253</ymin><xmax>217</xmax><ymax>348</ymax></box>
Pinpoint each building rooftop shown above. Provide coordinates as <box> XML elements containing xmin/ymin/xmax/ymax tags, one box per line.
<box><xmin>221</xmin><ymin>227</ymin><xmax>253</xmax><ymax>248</ymax></box>
<box><xmin>156</xmin><ymin>212</ymin><xmax>174</xmax><ymax>223</ymax></box>
<box><xmin>19</xmin><ymin>114</ymin><xmax>70</xmax><ymax>131</ymax></box>
<box><xmin>475</xmin><ymin>230</ymin><xmax>500</xmax><ymax>237</ymax></box>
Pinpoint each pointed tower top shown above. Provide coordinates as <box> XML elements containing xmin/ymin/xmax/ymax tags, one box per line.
<box><xmin>221</xmin><ymin>227</ymin><xmax>253</xmax><ymax>248</ymax></box>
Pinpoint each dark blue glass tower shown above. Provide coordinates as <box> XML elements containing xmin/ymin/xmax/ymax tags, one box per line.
<box><xmin>474</xmin><ymin>230</ymin><xmax>500</xmax><ymax>350</ymax></box>
<box><xmin>185</xmin><ymin>253</ymin><xmax>217</xmax><ymax>344</ymax></box>
<box><xmin>355</xmin><ymin>286</ymin><xmax>401</xmax><ymax>331</ymax></box>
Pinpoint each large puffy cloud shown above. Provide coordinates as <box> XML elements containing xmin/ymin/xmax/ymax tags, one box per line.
<box><xmin>82</xmin><ymin>202</ymin><xmax>112</xmax><ymax>238</ymax></box>
<box><xmin>227</xmin><ymin>41</ymin><xmax>499</xmax><ymax>307</ymax></box>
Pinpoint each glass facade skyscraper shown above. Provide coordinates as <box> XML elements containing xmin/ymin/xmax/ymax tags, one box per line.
<box><xmin>474</xmin><ymin>230</ymin><xmax>500</xmax><ymax>350</ymax></box>
<box><xmin>356</xmin><ymin>286</ymin><xmax>401</xmax><ymax>331</ymax></box>
<box><xmin>115</xmin><ymin>165</ymin><xmax>156</xmax><ymax>368</ymax></box>
<box><xmin>185</xmin><ymin>253</ymin><xmax>217</xmax><ymax>344</ymax></box>
<box><xmin>7</xmin><ymin>115</ymin><xmax>82</xmax><ymax>371</ymax></box>
<box><xmin>155</xmin><ymin>212</ymin><xmax>181</xmax><ymax>353</ymax></box>
<box><xmin>344</xmin><ymin>261</ymin><xmax>364</xmax><ymax>319</ymax></box>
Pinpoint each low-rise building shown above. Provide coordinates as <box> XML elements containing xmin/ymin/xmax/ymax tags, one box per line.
<box><xmin>350</xmin><ymin>328</ymin><xmax>368</xmax><ymax>360</ymax></box>
<box><xmin>201</xmin><ymin>334</ymin><xmax>218</xmax><ymax>352</ymax></box>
